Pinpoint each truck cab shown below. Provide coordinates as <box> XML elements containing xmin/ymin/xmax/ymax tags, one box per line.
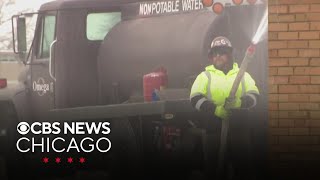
<box><xmin>16</xmin><ymin>0</ymin><xmax>136</xmax><ymax>122</ymax></box>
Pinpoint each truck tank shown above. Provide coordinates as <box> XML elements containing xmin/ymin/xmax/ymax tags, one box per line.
<box><xmin>97</xmin><ymin>9</ymin><xmax>225</xmax><ymax>104</ymax></box>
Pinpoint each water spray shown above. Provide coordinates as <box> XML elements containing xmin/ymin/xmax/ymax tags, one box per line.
<box><xmin>225</xmin><ymin>7</ymin><xmax>268</xmax><ymax>109</ymax></box>
<box><xmin>252</xmin><ymin>7</ymin><xmax>268</xmax><ymax>45</ymax></box>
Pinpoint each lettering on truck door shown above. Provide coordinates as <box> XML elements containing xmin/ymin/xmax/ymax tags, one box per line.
<box><xmin>30</xmin><ymin>12</ymin><xmax>56</xmax><ymax>121</ymax></box>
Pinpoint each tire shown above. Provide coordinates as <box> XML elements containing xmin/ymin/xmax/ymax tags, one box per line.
<box><xmin>108</xmin><ymin>117</ymin><xmax>142</xmax><ymax>179</ymax></box>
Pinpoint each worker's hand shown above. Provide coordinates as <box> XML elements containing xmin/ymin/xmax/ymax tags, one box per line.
<box><xmin>241</xmin><ymin>94</ymin><xmax>258</xmax><ymax>109</ymax></box>
<box><xmin>215</xmin><ymin>105</ymin><xmax>231</xmax><ymax>120</ymax></box>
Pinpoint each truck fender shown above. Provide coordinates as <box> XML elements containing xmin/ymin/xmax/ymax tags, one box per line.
<box><xmin>11</xmin><ymin>84</ymin><xmax>32</xmax><ymax>123</ymax></box>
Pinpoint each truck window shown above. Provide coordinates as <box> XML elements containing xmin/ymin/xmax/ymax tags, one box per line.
<box><xmin>86</xmin><ymin>12</ymin><xmax>121</xmax><ymax>41</ymax></box>
<box><xmin>37</xmin><ymin>15</ymin><xmax>56</xmax><ymax>59</ymax></box>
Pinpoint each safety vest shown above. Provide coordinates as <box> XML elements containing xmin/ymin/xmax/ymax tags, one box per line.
<box><xmin>190</xmin><ymin>63</ymin><xmax>259</xmax><ymax>119</ymax></box>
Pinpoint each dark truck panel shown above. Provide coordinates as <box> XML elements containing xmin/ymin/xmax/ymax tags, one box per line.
<box><xmin>49</xmin><ymin>99</ymin><xmax>196</xmax><ymax>121</ymax></box>
<box><xmin>39</xmin><ymin>0</ymin><xmax>148</xmax><ymax>11</ymax></box>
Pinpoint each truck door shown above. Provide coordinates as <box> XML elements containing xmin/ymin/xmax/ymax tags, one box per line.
<box><xmin>30</xmin><ymin>12</ymin><xmax>56</xmax><ymax>121</ymax></box>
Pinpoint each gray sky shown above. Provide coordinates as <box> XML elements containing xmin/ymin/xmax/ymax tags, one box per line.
<box><xmin>0</xmin><ymin>0</ymin><xmax>53</xmax><ymax>34</ymax></box>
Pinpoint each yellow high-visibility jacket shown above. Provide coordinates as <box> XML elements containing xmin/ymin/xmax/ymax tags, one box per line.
<box><xmin>190</xmin><ymin>63</ymin><xmax>259</xmax><ymax>119</ymax></box>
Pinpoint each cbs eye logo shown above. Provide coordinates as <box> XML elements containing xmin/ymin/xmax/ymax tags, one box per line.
<box><xmin>17</xmin><ymin>122</ymin><xmax>30</xmax><ymax>135</ymax></box>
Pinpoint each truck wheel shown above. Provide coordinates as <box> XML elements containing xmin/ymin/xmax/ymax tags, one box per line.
<box><xmin>109</xmin><ymin>117</ymin><xmax>142</xmax><ymax>179</ymax></box>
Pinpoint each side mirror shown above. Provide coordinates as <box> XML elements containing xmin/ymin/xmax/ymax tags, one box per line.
<box><xmin>12</xmin><ymin>12</ymin><xmax>38</xmax><ymax>65</ymax></box>
<box><xmin>17</xmin><ymin>17</ymin><xmax>27</xmax><ymax>53</ymax></box>
<box><xmin>12</xmin><ymin>15</ymin><xmax>27</xmax><ymax>63</ymax></box>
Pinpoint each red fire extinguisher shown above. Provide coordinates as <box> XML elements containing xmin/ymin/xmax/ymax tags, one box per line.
<box><xmin>143</xmin><ymin>67</ymin><xmax>168</xmax><ymax>102</ymax></box>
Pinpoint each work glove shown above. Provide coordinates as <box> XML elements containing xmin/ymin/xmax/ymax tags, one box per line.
<box><xmin>224</xmin><ymin>97</ymin><xmax>238</xmax><ymax>110</ymax></box>
<box><xmin>215</xmin><ymin>105</ymin><xmax>231</xmax><ymax>120</ymax></box>
<box><xmin>241</xmin><ymin>94</ymin><xmax>258</xmax><ymax>109</ymax></box>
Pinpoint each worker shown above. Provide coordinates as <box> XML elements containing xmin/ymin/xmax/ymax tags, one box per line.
<box><xmin>190</xmin><ymin>36</ymin><xmax>259</xmax><ymax>119</ymax></box>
